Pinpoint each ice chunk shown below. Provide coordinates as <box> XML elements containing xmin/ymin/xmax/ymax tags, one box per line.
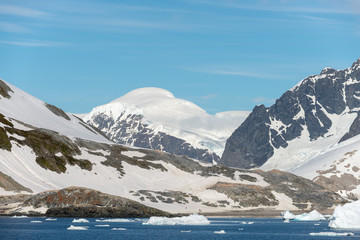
<box><xmin>180</xmin><ymin>230</ymin><xmax>191</xmax><ymax>233</ymax></box>
<box><xmin>67</xmin><ymin>225</ymin><xmax>88</xmax><ymax>230</ymax></box>
<box><xmin>240</xmin><ymin>221</ymin><xmax>254</xmax><ymax>224</ymax></box>
<box><xmin>281</xmin><ymin>210</ymin><xmax>296</xmax><ymax>220</ymax></box>
<box><xmin>96</xmin><ymin>218</ymin><xmax>133</xmax><ymax>222</ymax></box>
<box><xmin>11</xmin><ymin>215</ymin><xmax>28</xmax><ymax>218</ymax></box>
<box><xmin>329</xmin><ymin>200</ymin><xmax>360</xmax><ymax>229</ymax></box>
<box><xmin>309</xmin><ymin>232</ymin><xmax>354</xmax><ymax>236</ymax></box>
<box><xmin>72</xmin><ymin>218</ymin><xmax>89</xmax><ymax>223</ymax></box>
<box><xmin>111</xmin><ymin>228</ymin><xmax>127</xmax><ymax>230</ymax></box>
<box><xmin>294</xmin><ymin>210</ymin><xmax>325</xmax><ymax>221</ymax></box>
<box><xmin>31</xmin><ymin>221</ymin><xmax>42</xmax><ymax>223</ymax></box>
<box><xmin>143</xmin><ymin>214</ymin><xmax>210</xmax><ymax>225</ymax></box>
<box><xmin>214</xmin><ymin>230</ymin><xmax>226</xmax><ymax>234</ymax></box>
<box><xmin>45</xmin><ymin>218</ymin><xmax>57</xmax><ymax>221</ymax></box>
<box><xmin>95</xmin><ymin>225</ymin><xmax>110</xmax><ymax>227</ymax></box>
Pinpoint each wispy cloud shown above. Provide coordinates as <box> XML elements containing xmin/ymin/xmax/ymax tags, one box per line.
<box><xmin>191</xmin><ymin>0</ymin><xmax>359</xmax><ymax>14</ymax></box>
<box><xmin>0</xmin><ymin>4</ymin><xmax>50</xmax><ymax>18</ymax></box>
<box><xmin>0</xmin><ymin>40</ymin><xmax>65</xmax><ymax>47</ymax></box>
<box><xmin>186</xmin><ymin>67</ymin><xmax>284</xmax><ymax>80</ymax></box>
<box><xmin>0</xmin><ymin>22</ymin><xmax>30</xmax><ymax>33</ymax></box>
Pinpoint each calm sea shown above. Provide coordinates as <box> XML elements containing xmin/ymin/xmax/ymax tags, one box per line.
<box><xmin>1</xmin><ymin>217</ymin><xmax>359</xmax><ymax>240</ymax></box>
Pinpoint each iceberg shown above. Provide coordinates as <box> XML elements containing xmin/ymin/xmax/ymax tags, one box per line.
<box><xmin>67</xmin><ymin>225</ymin><xmax>88</xmax><ymax>230</ymax></box>
<box><xmin>143</xmin><ymin>214</ymin><xmax>210</xmax><ymax>225</ymax></box>
<box><xmin>281</xmin><ymin>210</ymin><xmax>296</xmax><ymax>220</ymax></box>
<box><xmin>45</xmin><ymin>218</ymin><xmax>57</xmax><ymax>221</ymax></box>
<box><xmin>11</xmin><ymin>215</ymin><xmax>28</xmax><ymax>218</ymax></box>
<box><xmin>31</xmin><ymin>220</ymin><xmax>42</xmax><ymax>223</ymax></box>
<box><xmin>309</xmin><ymin>232</ymin><xmax>354</xmax><ymax>236</ymax></box>
<box><xmin>72</xmin><ymin>218</ymin><xmax>89</xmax><ymax>223</ymax></box>
<box><xmin>111</xmin><ymin>228</ymin><xmax>127</xmax><ymax>231</ymax></box>
<box><xmin>214</xmin><ymin>230</ymin><xmax>226</xmax><ymax>234</ymax></box>
<box><xmin>95</xmin><ymin>225</ymin><xmax>110</xmax><ymax>227</ymax></box>
<box><xmin>95</xmin><ymin>218</ymin><xmax>132</xmax><ymax>222</ymax></box>
<box><xmin>329</xmin><ymin>200</ymin><xmax>360</xmax><ymax>229</ymax></box>
<box><xmin>294</xmin><ymin>210</ymin><xmax>325</xmax><ymax>221</ymax></box>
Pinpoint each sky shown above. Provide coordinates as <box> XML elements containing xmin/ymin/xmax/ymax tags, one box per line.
<box><xmin>0</xmin><ymin>0</ymin><xmax>360</xmax><ymax>114</ymax></box>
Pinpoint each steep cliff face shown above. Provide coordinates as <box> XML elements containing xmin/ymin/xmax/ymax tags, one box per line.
<box><xmin>221</xmin><ymin>58</ymin><xmax>360</xmax><ymax>170</ymax></box>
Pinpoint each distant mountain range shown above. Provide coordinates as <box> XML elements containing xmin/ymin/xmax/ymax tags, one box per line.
<box><xmin>220</xmin><ymin>58</ymin><xmax>360</xmax><ymax>199</ymax></box>
<box><xmin>0</xmin><ymin>79</ymin><xmax>343</xmax><ymax>215</ymax></box>
<box><xmin>80</xmin><ymin>87</ymin><xmax>249</xmax><ymax>163</ymax></box>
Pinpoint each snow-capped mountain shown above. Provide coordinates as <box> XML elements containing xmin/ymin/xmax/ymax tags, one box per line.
<box><xmin>81</xmin><ymin>87</ymin><xmax>249</xmax><ymax>163</ymax></box>
<box><xmin>220</xmin><ymin>58</ymin><xmax>360</xmax><ymax>171</ymax></box>
<box><xmin>0</xmin><ymin>79</ymin><xmax>343</xmax><ymax>214</ymax></box>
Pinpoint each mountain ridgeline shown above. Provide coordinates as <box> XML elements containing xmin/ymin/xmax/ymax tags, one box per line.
<box><xmin>220</xmin><ymin>58</ymin><xmax>360</xmax><ymax>169</ymax></box>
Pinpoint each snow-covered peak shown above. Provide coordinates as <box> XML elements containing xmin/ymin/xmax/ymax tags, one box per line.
<box><xmin>111</xmin><ymin>87</ymin><xmax>175</xmax><ymax>103</ymax></box>
<box><xmin>83</xmin><ymin>87</ymin><xmax>250</xmax><ymax>157</ymax></box>
<box><xmin>0</xmin><ymin>79</ymin><xmax>110</xmax><ymax>143</ymax></box>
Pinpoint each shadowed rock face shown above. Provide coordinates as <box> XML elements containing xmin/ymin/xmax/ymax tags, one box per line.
<box><xmin>0</xmin><ymin>172</ymin><xmax>32</xmax><ymax>193</ymax></box>
<box><xmin>45</xmin><ymin>103</ymin><xmax>70</xmax><ymax>121</ymax></box>
<box><xmin>220</xmin><ymin>58</ymin><xmax>360</xmax><ymax>169</ymax></box>
<box><xmin>0</xmin><ymin>80</ymin><xmax>13</xmax><ymax>99</ymax></box>
<box><xmin>87</xmin><ymin>113</ymin><xmax>219</xmax><ymax>163</ymax></box>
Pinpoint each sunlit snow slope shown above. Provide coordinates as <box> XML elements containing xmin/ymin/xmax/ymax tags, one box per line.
<box><xmin>0</xmin><ymin>79</ymin><xmax>110</xmax><ymax>143</ymax></box>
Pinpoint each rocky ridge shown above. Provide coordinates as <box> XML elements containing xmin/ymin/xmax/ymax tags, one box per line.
<box><xmin>221</xmin><ymin>58</ymin><xmax>360</xmax><ymax>170</ymax></box>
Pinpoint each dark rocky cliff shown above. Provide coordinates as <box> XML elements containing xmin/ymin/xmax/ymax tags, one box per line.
<box><xmin>221</xmin><ymin>58</ymin><xmax>360</xmax><ymax>169</ymax></box>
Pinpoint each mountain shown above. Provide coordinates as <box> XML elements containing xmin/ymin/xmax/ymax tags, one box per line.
<box><xmin>0</xmin><ymin>79</ymin><xmax>344</xmax><ymax>214</ymax></box>
<box><xmin>220</xmin><ymin>58</ymin><xmax>360</xmax><ymax>172</ymax></box>
<box><xmin>81</xmin><ymin>87</ymin><xmax>249</xmax><ymax>163</ymax></box>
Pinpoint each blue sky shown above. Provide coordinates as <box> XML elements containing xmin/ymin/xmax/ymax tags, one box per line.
<box><xmin>1</xmin><ymin>0</ymin><xmax>359</xmax><ymax>114</ymax></box>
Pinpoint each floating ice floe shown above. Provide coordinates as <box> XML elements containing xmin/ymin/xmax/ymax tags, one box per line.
<box><xmin>214</xmin><ymin>230</ymin><xmax>226</xmax><ymax>234</ymax></box>
<box><xmin>281</xmin><ymin>210</ymin><xmax>296</xmax><ymax>220</ymax></box>
<box><xmin>95</xmin><ymin>225</ymin><xmax>110</xmax><ymax>227</ymax></box>
<box><xmin>240</xmin><ymin>221</ymin><xmax>254</xmax><ymax>224</ymax></box>
<box><xmin>31</xmin><ymin>221</ymin><xmax>42</xmax><ymax>223</ymax></box>
<box><xmin>72</xmin><ymin>218</ymin><xmax>89</xmax><ymax>223</ymax></box>
<box><xmin>11</xmin><ymin>215</ymin><xmax>28</xmax><ymax>218</ymax></box>
<box><xmin>294</xmin><ymin>210</ymin><xmax>325</xmax><ymax>221</ymax></box>
<box><xmin>67</xmin><ymin>225</ymin><xmax>89</xmax><ymax>230</ymax></box>
<box><xmin>309</xmin><ymin>232</ymin><xmax>354</xmax><ymax>236</ymax></box>
<box><xmin>143</xmin><ymin>214</ymin><xmax>210</xmax><ymax>225</ymax></box>
<box><xmin>96</xmin><ymin>218</ymin><xmax>132</xmax><ymax>222</ymax></box>
<box><xmin>329</xmin><ymin>200</ymin><xmax>360</xmax><ymax>229</ymax></box>
<box><xmin>180</xmin><ymin>230</ymin><xmax>191</xmax><ymax>233</ymax></box>
<box><xmin>45</xmin><ymin>218</ymin><xmax>57</xmax><ymax>221</ymax></box>
<box><xmin>111</xmin><ymin>228</ymin><xmax>127</xmax><ymax>231</ymax></box>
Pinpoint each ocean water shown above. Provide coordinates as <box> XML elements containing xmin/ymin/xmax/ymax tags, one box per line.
<box><xmin>1</xmin><ymin>217</ymin><xmax>359</xmax><ymax>240</ymax></box>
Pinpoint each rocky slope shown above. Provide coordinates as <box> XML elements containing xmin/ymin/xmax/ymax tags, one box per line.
<box><xmin>0</xmin><ymin>187</ymin><xmax>170</xmax><ymax>217</ymax></box>
<box><xmin>81</xmin><ymin>88</ymin><xmax>248</xmax><ymax>163</ymax></box>
<box><xmin>221</xmin><ymin>58</ymin><xmax>360</xmax><ymax>171</ymax></box>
